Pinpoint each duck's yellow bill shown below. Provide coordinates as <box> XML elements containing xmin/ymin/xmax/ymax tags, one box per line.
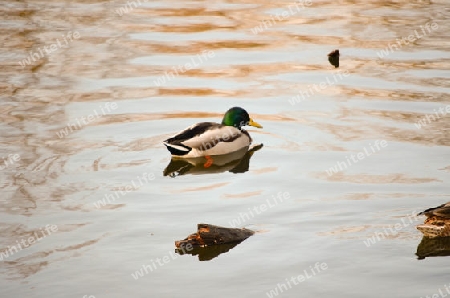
<box><xmin>249</xmin><ymin>118</ymin><xmax>263</xmax><ymax>128</ymax></box>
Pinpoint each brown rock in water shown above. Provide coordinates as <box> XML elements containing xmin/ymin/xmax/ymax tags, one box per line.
<box><xmin>175</xmin><ymin>223</ymin><xmax>255</xmax><ymax>249</ymax></box>
<box><xmin>417</xmin><ymin>202</ymin><xmax>450</xmax><ymax>238</ymax></box>
<box><xmin>327</xmin><ymin>49</ymin><xmax>340</xmax><ymax>68</ymax></box>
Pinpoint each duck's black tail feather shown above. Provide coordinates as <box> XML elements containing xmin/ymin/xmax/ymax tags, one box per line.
<box><xmin>163</xmin><ymin>142</ymin><xmax>191</xmax><ymax>156</ymax></box>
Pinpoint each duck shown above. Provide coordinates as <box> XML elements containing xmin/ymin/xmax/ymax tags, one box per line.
<box><xmin>417</xmin><ymin>202</ymin><xmax>450</xmax><ymax>238</ymax></box>
<box><xmin>163</xmin><ymin>107</ymin><xmax>263</xmax><ymax>160</ymax></box>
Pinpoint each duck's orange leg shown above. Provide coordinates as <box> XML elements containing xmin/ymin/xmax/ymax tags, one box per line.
<box><xmin>204</xmin><ymin>155</ymin><xmax>213</xmax><ymax>168</ymax></box>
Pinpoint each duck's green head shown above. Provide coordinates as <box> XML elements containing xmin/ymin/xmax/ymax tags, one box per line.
<box><xmin>221</xmin><ymin>107</ymin><xmax>263</xmax><ymax>129</ymax></box>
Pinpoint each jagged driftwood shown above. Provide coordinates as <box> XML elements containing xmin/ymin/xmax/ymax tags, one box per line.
<box><xmin>175</xmin><ymin>223</ymin><xmax>255</xmax><ymax>249</ymax></box>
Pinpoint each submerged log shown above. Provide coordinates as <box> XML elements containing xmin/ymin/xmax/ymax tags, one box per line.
<box><xmin>175</xmin><ymin>223</ymin><xmax>255</xmax><ymax>249</ymax></box>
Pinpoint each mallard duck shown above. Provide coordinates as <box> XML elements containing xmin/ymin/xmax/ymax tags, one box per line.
<box><xmin>163</xmin><ymin>107</ymin><xmax>262</xmax><ymax>159</ymax></box>
<box><xmin>417</xmin><ymin>202</ymin><xmax>450</xmax><ymax>238</ymax></box>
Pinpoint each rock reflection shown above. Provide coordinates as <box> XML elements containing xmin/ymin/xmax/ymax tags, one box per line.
<box><xmin>163</xmin><ymin>144</ymin><xmax>263</xmax><ymax>177</ymax></box>
<box><xmin>175</xmin><ymin>242</ymin><xmax>240</xmax><ymax>261</ymax></box>
<box><xmin>416</xmin><ymin>237</ymin><xmax>450</xmax><ymax>260</ymax></box>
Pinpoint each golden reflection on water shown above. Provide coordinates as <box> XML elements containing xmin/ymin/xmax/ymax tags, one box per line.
<box><xmin>1</xmin><ymin>0</ymin><xmax>450</xmax><ymax>295</ymax></box>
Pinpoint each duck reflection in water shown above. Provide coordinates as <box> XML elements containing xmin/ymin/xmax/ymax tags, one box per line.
<box><xmin>163</xmin><ymin>144</ymin><xmax>263</xmax><ymax>177</ymax></box>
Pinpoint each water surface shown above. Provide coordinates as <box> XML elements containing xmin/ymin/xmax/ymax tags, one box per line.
<box><xmin>1</xmin><ymin>1</ymin><xmax>450</xmax><ymax>297</ymax></box>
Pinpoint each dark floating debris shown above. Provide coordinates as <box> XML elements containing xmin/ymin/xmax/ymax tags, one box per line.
<box><xmin>175</xmin><ymin>223</ymin><xmax>255</xmax><ymax>247</ymax></box>
<box><xmin>175</xmin><ymin>223</ymin><xmax>255</xmax><ymax>261</ymax></box>
<box><xmin>327</xmin><ymin>49</ymin><xmax>340</xmax><ymax>68</ymax></box>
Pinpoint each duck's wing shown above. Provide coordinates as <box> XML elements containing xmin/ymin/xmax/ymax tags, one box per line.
<box><xmin>419</xmin><ymin>202</ymin><xmax>450</xmax><ymax>218</ymax></box>
<box><xmin>164</xmin><ymin>122</ymin><xmax>242</xmax><ymax>152</ymax></box>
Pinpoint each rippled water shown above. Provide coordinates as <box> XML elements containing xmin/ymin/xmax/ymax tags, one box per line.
<box><xmin>1</xmin><ymin>1</ymin><xmax>450</xmax><ymax>297</ymax></box>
